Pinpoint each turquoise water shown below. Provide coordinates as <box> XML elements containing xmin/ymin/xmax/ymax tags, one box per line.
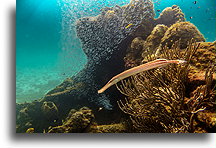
<box><xmin>16</xmin><ymin>0</ymin><xmax>216</xmax><ymax>103</ymax></box>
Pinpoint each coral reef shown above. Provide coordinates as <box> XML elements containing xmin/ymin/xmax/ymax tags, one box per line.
<box><xmin>41</xmin><ymin>0</ymin><xmax>156</xmax><ymax>122</ymax></box>
<box><xmin>143</xmin><ymin>24</ymin><xmax>168</xmax><ymax>54</ymax></box>
<box><xmin>190</xmin><ymin>42</ymin><xmax>216</xmax><ymax>69</ymax></box>
<box><xmin>160</xmin><ymin>22</ymin><xmax>205</xmax><ymax>49</ymax></box>
<box><xmin>118</xmin><ymin>40</ymin><xmax>197</xmax><ymax>132</ymax></box>
<box><xmin>16</xmin><ymin>100</ymin><xmax>62</xmax><ymax>133</ymax></box>
<box><xmin>41</xmin><ymin>101</ymin><xmax>59</xmax><ymax>121</ymax></box>
<box><xmin>46</xmin><ymin>107</ymin><xmax>129</xmax><ymax>133</ymax></box>
<box><xmin>117</xmin><ymin>40</ymin><xmax>215</xmax><ymax>133</ymax></box>
<box><xmin>156</xmin><ymin>5</ymin><xmax>185</xmax><ymax>26</ymax></box>
<box><xmin>124</xmin><ymin>20</ymin><xmax>206</xmax><ymax>67</ymax></box>
<box><xmin>16</xmin><ymin>1</ymin><xmax>215</xmax><ymax>133</ymax></box>
<box><xmin>187</xmin><ymin>42</ymin><xmax>215</xmax><ymax>93</ymax></box>
<box><xmin>76</xmin><ymin>0</ymin><xmax>154</xmax><ymax>63</ymax></box>
<box><xmin>124</xmin><ymin>23</ymin><xmax>168</xmax><ymax>69</ymax></box>
<box><xmin>47</xmin><ymin>107</ymin><xmax>94</xmax><ymax>133</ymax></box>
<box><xmin>89</xmin><ymin>123</ymin><xmax>128</xmax><ymax>133</ymax></box>
<box><xmin>124</xmin><ymin>37</ymin><xmax>145</xmax><ymax>68</ymax></box>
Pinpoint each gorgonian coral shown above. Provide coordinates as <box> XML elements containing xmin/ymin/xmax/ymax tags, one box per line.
<box><xmin>116</xmin><ymin>39</ymin><xmax>215</xmax><ymax>133</ymax></box>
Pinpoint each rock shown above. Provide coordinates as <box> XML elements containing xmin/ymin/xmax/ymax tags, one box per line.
<box><xmin>41</xmin><ymin>101</ymin><xmax>58</xmax><ymax>121</ymax></box>
<box><xmin>160</xmin><ymin>22</ymin><xmax>205</xmax><ymax>49</ymax></box>
<box><xmin>43</xmin><ymin>0</ymin><xmax>156</xmax><ymax>118</ymax></box>
<box><xmin>16</xmin><ymin>101</ymin><xmax>61</xmax><ymax>133</ymax></box>
<box><xmin>47</xmin><ymin>107</ymin><xmax>130</xmax><ymax>133</ymax></box>
<box><xmin>187</xmin><ymin>42</ymin><xmax>216</xmax><ymax>91</ymax></box>
<box><xmin>124</xmin><ymin>23</ymin><xmax>168</xmax><ymax>69</ymax></box>
<box><xmin>124</xmin><ymin>37</ymin><xmax>145</xmax><ymax>68</ymax></box>
<box><xmin>76</xmin><ymin>0</ymin><xmax>155</xmax><ymax>63</ymax></box>
<box><xmin>143</xmin><ymin>24</ymin><xmax>168</xmax><ymax>56</ymax></box>
<box><xmin>88</xmin><ymin>123</ymin><xmax>128</xmax><ymax>133</ymax></box>
<box><xmin>48</xmin><ymin>107</ymin><xmax>95</xmax><ymax>133</ymax></box>
<box><xmin>156</xmin><ymin>5</ymin><xmax>185</xmax><ymax>26</ymax></box>
<box><xmin>190</xmin><ymin>42</ymin><xmax>216</xmax><ymax>69</ymax></box>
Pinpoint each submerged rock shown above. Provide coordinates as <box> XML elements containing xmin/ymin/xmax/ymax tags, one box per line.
<box><xmin>47</xmin><ymin>107</ymin><xmax>130</xmax><ymax>133</ymax></box>
<box><xmin>143</xmin><ymin>24</ymin><xmax>168</xmax><ymax>55</ymax></box>
<box><xmin>124</xmin><ymin>37</ymin><xmax>145</xmax><ymax>68</ymax></box>
<box><xmin>187</xmin><ymin>42</ymin><xmax>216</xmax><ymax>91</ymax></box>
<box><xmin>76</xmin><ymin>0</ymin><xmax>155</xmax><ymax>63</ymax></box>
<box><xmin>89</xmin><ymin>123</ymin><xmax>128</xmax><ymax>133</ymax></box>
<box><xmin>156</xmin><ymin>5</ymin><xmax>185</xmax><ymax>26</ymax></box>
<box><xmin>48</xmin><ymin>107</ymin><xmax>94</xmax><ymax>133</ymax></box>
<box><xmin>41</xmin><ymin>101</ymin><xmax>59</xmax><ymax>121</ymax></box>
<box><xmin>160</xmin><ymin>22</ymin><xmax>205</xmax><ymax>48</ymax></box>
<box><xmin>16</xmin><ymin>101</ymin><xmax>61</xmax><ymax>133</ymax></box>
<box><xmin>42</xmin><ymin>0</ymin><xmax>156</xmax><ymax>121</ymax></box>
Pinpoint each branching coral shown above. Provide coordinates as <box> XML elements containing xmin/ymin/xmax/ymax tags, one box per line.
<box><xmin>116</xmin><ymin>39</ymin><xmax>215</xmax><ymax>133</ymax></box>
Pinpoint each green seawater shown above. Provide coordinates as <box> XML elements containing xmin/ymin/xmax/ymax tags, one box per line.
<box><xmin>16</xmin><ymin>0</ymin><xmax>216</xmax><ymax>103</ymax></box>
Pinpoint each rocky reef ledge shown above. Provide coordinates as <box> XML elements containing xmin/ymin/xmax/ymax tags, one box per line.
<box><xmin>16</xmin><ymin>0</ymin><xmax>215</xmax><ymax>133</ymax></box>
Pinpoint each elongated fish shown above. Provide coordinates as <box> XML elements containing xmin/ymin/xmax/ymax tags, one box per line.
<box><xmin>98</xmin><ymin>59</ymin><xmax>186</xmax><ymax>93</ymax></box>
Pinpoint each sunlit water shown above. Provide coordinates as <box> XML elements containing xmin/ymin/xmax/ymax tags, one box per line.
<box><xmin>16</xmin><ymin>0</ymin><xmax>216</xmax><ymax>103</ymax></box>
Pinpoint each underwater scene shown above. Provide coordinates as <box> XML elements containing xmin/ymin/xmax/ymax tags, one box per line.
<box><xmin>16</xmin><ymin>0</ymin><xmax>216</xmax><ymax>133</ymax></box>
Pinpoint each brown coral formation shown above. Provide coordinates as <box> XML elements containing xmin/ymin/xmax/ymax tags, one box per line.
<box><xmin>190</xmin><ymin>42</ymin><xmax>216</xmax><ymax>69</ymax></box>
<box><xmin>187</xmin><ymin>42</ymin><xmax>215</xmax><ymax>92</ymax></box>
<box><xmin>89</xmin><ymin>123</ymin><xmax>128</xmax><ymax>133</ymax></box>
<box><xmin>124</xmin><ymin>21</ymin><xmax>206</xmax><ymax>67</ymax></box>
<box><xmin>16</xmin><ymin>100</ymin><xmax>62</xmax><ymax>133</ymax></box>
<box><xmin>160</xmin><ymin>22</ymin><xmax>205</xmax><ymax>49</ymax></box>
<box><xmin>124</xmin><ymin>37</ymin><xmax>145</xmax><ymax>68</ymax></box>
<box><xmin>143</xmin><ymin>24</ymin><xmax>168</xmax><ymax>54</ymax></box>
<box><xmin>47</xmin><ymin>107</ymin><xmax>129</xmax><ymax>133</ymax></box>
<box><xmin>156</xmin><ymin>5</ymin><xmax>185</xmax><ymax>26</ymax></box>
<box><xmin>47</xmin><ymin>107</ymin><xmax>94</xmax><ymax>133</ymax></box>
<box><xmin>118</xmin><ymin>40</ymin><xmax>215</xmax><ymax>133</ymax></box>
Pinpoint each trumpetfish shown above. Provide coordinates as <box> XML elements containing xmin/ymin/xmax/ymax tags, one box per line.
<box><xmin>98</xmin><ymin>59</ymin><xmax>186</xmax><ymax>93</ymax></box>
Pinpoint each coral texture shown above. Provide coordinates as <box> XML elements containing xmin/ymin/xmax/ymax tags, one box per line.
<box><xmin>143</xmin><ymin>24</ymin><xmax>168</xmax><ymax>54</ymax></box>
<box><xmin>156</xmin><ymin>5</ymin><xmax>185</xmax><ymax>26</ymax></box>
<box><xmin>117</xmin><ymin>40</ymin><xmax>215</xmax><ymax>133</ymax></box>
<box><xmin>160</xmin><ymin>22</ymin><xmax>205</xmax><ymax>48</ymax></box>
<box><xmin>48</xmin><ymin>107</ymin><xmax>94</xmax><ymax>133</ymax></box>
<box><xmin>76</xmin><ymin>0</ymin><xmax>154</xmax><ymax>62</ymax></box>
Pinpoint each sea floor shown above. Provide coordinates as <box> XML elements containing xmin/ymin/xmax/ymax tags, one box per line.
<box><xmin>16</xmin><ymin>66</ymin><xmax>64</xmax><ymax>103</ymax></box>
